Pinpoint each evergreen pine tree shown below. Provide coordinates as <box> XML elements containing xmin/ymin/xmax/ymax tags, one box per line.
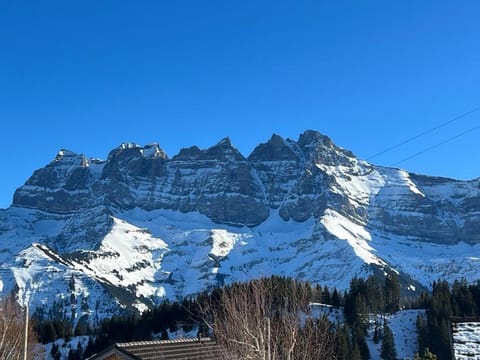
<box><xmin>380</xmin><ymin>322</ymin><xmax>397</xmax><ymax>360</ymax></box>
<box><xmin>385</xmin><ymin>273</ymin><xmax>401</xmax><ymax>313</ymax></box>
<box><xmin>322</xmin><ymin>285</ymin><xmax>332</xmax><ymax>305</ymax></box>
<box><xmin>416</xmin><ymin>314</ymin><xmax>428</xmax><ymax>354</ymax></box>
<box><xmin>351</xmin><ymin>342</ymin><xmax>363</xmax><ymax>360</ymax></box>
<box><xmin>373</xmin><ymin>320</ymin><xmax>380</xmax><ymax>344</ymax></box>
<box><xmin>335</xmin><ymin>324</ymin><xmax>351</xmax><ymax>360</ymax></box>
<box><xmin>51</xmin><ymin>342</ymin><xmax>61</xmax><ymax>360</ymax></box>
<box><xmin>332</xmin><ymin>288</ymin><xmax>341</xmax><ymax>308</ymax></box>
<box><xmin>355</xmin><ymin>330</ymin><xmax>370</xmax><ymax>359</ymax></box>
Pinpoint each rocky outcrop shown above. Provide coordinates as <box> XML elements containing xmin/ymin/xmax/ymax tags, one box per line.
<box><xmin>11</xmin><ymin>130</ymin><xmax>480</xmax><ymax>244</ymax></box>
<box><xmin>13</xmin><ymin>150</ymin><xmax>100</xmax><ymax>212</ymax></box>
<box><xmin>2</xmin><ymin>129</ymin><xmax>480</xmax><ymax>319</ymax></box>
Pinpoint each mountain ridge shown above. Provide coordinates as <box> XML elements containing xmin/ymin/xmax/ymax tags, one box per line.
<box><xmin>1</xmin><ymin>130</ymin><xmax>479</xmax><ymax>323</ymax></box>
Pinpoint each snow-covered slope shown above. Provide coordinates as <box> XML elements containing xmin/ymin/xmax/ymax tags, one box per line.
<box><xmin>0</xmin><ymin>130</ymin><xmax>479</xmax><ymax>319</ymax></box>
<box><xmin>367</xmin><ymin>310</ymin><xmax>425</xmax><ymax>360</ymax></box>
<box><xmin>312</xmin><ymin>304</ymin><xmax>424</xmax><ymax>359</ymax></box>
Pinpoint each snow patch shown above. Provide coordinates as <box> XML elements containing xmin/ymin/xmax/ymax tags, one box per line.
<box><xmin>321</xmin><ymin>209</ymin><xmax>385</xmax><ymax>266</ymax></box>
<box><xmin>210</xmin><ymin>229</ymin><xmax>240</xmax><ymax>258</ymax></box>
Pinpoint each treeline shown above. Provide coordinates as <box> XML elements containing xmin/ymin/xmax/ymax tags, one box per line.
<box><xmin>36</xmin><ymin>299</ymin><xmax>199</xmax><ymax>359</ymax></box>
<box><xmin>415</xmin><ymin>278</ymin><xmax>480</xmax><ymax>360</ymax></box>
<box><xmin>338</xmin><ymin>273</ymin><xmax>401</xmax><ymax>360</ymax></box>
<box><xmin>18</xmin><ymin>274</ymin><xmax>480</xmax><ymax>359</ymax></box>
<box><xmin>34</xmin><ymin>274</ymin><xmax>410</xmax><ymax>359</ymax></box>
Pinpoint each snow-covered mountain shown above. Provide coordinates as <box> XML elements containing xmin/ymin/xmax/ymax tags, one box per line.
<box><xmin>1</xmin><ymin>130</ymin><xmax>479</xmax><ymax>321</ymax></box>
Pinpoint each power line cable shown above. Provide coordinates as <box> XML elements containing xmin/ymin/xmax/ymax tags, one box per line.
<box><xmin>391</xmin><ymin>124</ymin><xmax>480</xmax><ymax>166</ymax></box>
<box><xmin>367</xmin><ymin>106</ymin><xmax>480</xmax><ymax>161</ymax></box>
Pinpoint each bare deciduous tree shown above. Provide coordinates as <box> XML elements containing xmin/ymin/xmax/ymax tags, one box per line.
<box><xmin>198</xmin><ymin>278</ymin><xmax>335</xmax><ymax>360</ymax></box>
<box><xmin>0</xmin><ymin>295</ymin><xmax>44</xmax><ymax>359</ymax></box>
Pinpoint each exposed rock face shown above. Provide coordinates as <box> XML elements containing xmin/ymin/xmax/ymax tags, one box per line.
<box><xmin>12</xmin><ymin>131</ymin><xmax>480</xmax><ymax>244</ymax></box>
<box><xmin>3</xmin><ymin>130</ymin><xmax>480</xmax><ymax>319</ymax></box>
<box><xmin>13</xmin><ymin>150</ymin><xmax>98</xmax><ymax>211</ymax></box>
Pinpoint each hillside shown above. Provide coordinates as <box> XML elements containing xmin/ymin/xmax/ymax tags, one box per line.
<box><xmin>0</xmin><ymin>130</ymin><xmax>479</xmax><ymax>320</ymax></box>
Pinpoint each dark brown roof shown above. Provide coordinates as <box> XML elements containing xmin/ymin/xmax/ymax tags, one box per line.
<box><xmin>90</xmin><ymin>337</ymin><xmax>224</xmax><ymax>360</ymax></box>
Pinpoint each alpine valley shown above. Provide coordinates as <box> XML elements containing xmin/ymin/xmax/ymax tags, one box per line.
<box><xmin>1</xmin><ymin>130</ymin><xmax>479</xmax><ymax>323</ymax></box>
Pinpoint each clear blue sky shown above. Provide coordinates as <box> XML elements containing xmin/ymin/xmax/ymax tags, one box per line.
<box><xmin>1</xmin><ymin>1</ymin><xmax>479</xmax><ymax>209</ymax></box>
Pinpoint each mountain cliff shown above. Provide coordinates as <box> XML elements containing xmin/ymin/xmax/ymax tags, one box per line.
<box><xmin>1</xmin><ymin>130</ymin><xmax>479</xmax><ymax>322</ymax></box>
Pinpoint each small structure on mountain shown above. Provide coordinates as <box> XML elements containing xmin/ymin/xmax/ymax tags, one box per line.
<box><xmin>87</xmin><ymin>337</ymin><xmax>223</xmax><ymax>360</ymax></box>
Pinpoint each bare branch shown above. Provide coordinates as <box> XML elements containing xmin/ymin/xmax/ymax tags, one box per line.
<box><xmin>197</xmin><ymin>277</ymin><xmax>335</xmax><ymax>360</ymax></box>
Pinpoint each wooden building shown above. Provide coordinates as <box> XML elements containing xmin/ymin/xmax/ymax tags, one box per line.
<box><xmin>88</xmin><ymin>337</ymin><xmax>223</xmax><ymax>360</ymax></box>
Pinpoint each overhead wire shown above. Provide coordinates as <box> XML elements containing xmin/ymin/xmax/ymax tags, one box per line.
<box><xmin>367</xmin><ymin>106</ymin><xmax>480</xmax><ymax>161</ymax></box>
<box><xmin>391</xmin><ymin>124</ymin><xmax>480</xmax><ymax>166</ymax></box>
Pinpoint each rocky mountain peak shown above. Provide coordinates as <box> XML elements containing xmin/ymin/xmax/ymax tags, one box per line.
<box><xmin>54</xmin><ymin>149</ymin><xmax>81</xmax><ymax>162</ymax></box>
<box><xmin>201</xmin><ymin>137</ymin><xmax>245</xmax><ymax>161</ymax></box>
<box><xmin>297</xmin><ymin>130</ymin><xmax>355</xmax><ymax>166</ymax></box>
<box><xmin>172</xmin><ymin>146</ymin><xmax>202</xmax><ymax>161</ymax></box>
<box><xmin>104</xmin><ymin>143</ymin><xmax>167</xmax><ymax>167</ymax></box>
<box><xmin>13</xmin><ymin>148</ymin><xmax>96</xmax><ymax>211</ymax></box>
<box><xmin>297</xmin><ymin>130</ymin><xmax>333</xmax><ymax>149</ymax></box>
<box><xmin>3</xmin><ymin>130</ymin><xmax>480</xmax><ymax>322</ymax></box>
<box><xmin>218</xmin><ymin>136</ymin><xmax>232</xmax><ymax>147</ymax></box>
<box><xmin>106</xmin><ymin>143</ymin><xmax>142</xmax><ymax>163</ymax></box>
<box><xmin>142</xmin><ymin>143</ymin><xmax>168</xmax><ymax>160</ymax></box>
<box><xmin>119</xmin><ymin>142</ymin><xmax>139</xmax><ymax>149</ymax></box>
<box><xmin>108</xmin><ymin>142</ymin><xmax>168</xmax><ymax>161</ymax></box>
<box><xmin>172</xmin><ymin>138</ymin><xmax>244</xmax><ymax>162</ymax></box>
<box><xmin>248</xmin><ymin>134</ymin><xmax>298</xmax><ymax>161</ymax></box>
